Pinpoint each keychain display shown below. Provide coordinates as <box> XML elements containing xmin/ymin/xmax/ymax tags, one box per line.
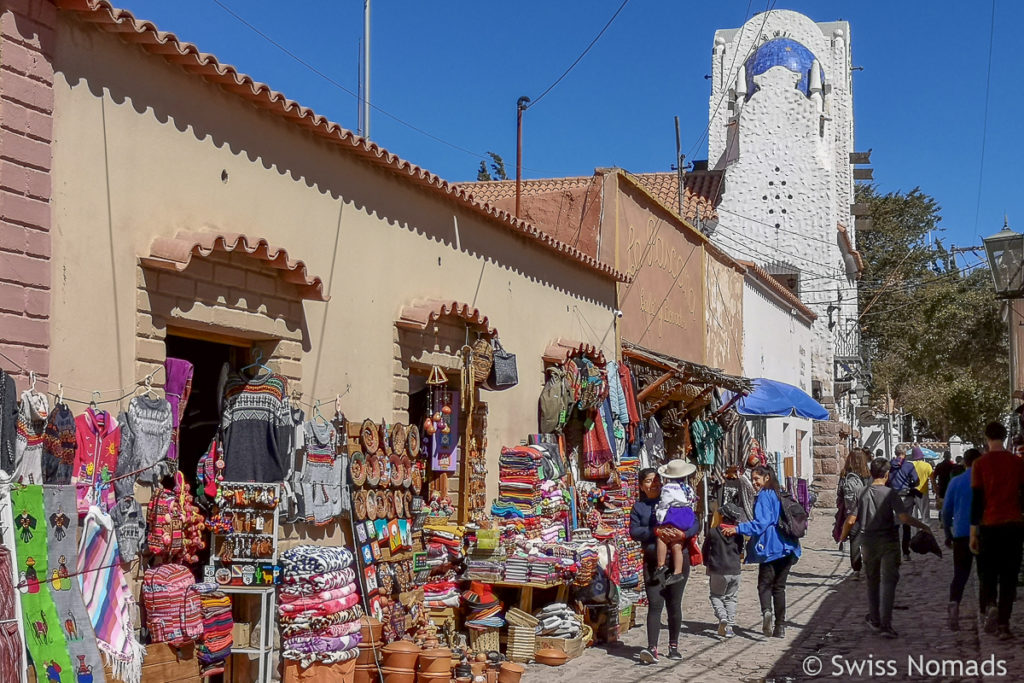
<box><xmin>206</xmin><ymin>482</ymin><xmax>280</xmax><ymax>586</ymax></box>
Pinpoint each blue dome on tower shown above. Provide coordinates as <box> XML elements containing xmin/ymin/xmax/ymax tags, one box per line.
<box><xmin>744</xmin><ymin>37</ymin><xmax>823</xmax><ymax>100</ymax></box>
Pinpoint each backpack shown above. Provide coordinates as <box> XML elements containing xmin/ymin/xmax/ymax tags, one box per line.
<box><xmin>576</xmin><ymin>358</ymin><xmax>605</xmax><ymax>411</ymax></box>
<box><xmin>142</xmin><ymin>563</ymin><xmax>203</xmax><ymax>646</ymax></box>
<box><xmin>777</xmin><ymin>490</ymin><xmax>809</xmax><ymax>540</ymax></box>
<box><xmin>539</xmin><ymin>367</ymin><xmax>572</xmax><ymax>433</ymax></box>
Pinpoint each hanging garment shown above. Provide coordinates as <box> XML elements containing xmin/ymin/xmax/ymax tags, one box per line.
<box><xmin>109</xmin><ymin>496</ymin><xmax>147</xmax><ymax>563</ymax></box>
<box><xmin>645</xmin><ymin>416</ymin><xmax>667</xmax><ymax>466</ymax></box>
<box><xmin>690</xmin><ymin>419</ymin><xmax>724</xmax><ymax>466</ymax></box>
<box><xmin>0</xmin><ymin>546</ymin><xmax>22</xmax><ymax>681</ymax></box>
<box><xmin>280</xmin><ymin>405</ymin><xmax>305</xmax><ymax>523</ymax></box>
<box><xmin>115</xmin><ymin>395</ymin><xmax>173</xmax><ymax>499</ymax></box>
<box><xmin>78</xmin><ymin>506</ymin><xmax>146</xmax><ymax>683</ymax></box>
<box><xmin>15</xmin><ymin>388</ymin><xmax>49</xmax><ymax>484</ymax></box>
<box><xmin>221</xmin><ymin>371</ymin><xmax>289</xmax><ymax>483</ymax></box>
<box><xmin>299</xmin><ymin>420</ymin><xmax>343</xmax><ymax>525</ymax></box>
<box><xmin>41</xmin><ymin>403</ymin><xmax>76</xmax><ymax>485</ymax></box>
<box><xmin>605</xmin><ymin>361</ymin><xmax>630</xmax><ymax>429</ymax></box>
<box><xmin>618</xmin><ymin>363</ymin><xmax>641</xmax><ymax>442</ymax></box>
<box><xmin>73</xmin><ymin>408</ymin><xmax>120</xmax><ymax>515</ymax></box>
<box><xmin>0</xmin><ymin>370</ymin><xmax>16</xmax><ymax>476</ymax></box>
<box><xmin>163</xmin><ymin>357</ymin><xmax>194</xmax><ymax>469</ymax></box>
<box><xmin>11</xmin><ymin>485</ymin><xmax>76</xmax><ymax>683</ymax></box>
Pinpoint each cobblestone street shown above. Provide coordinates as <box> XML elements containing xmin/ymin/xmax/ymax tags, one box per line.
<box><xmin>524</xmin><ymin>508</ymin><xmax>1024</xmax><ymax>683</ymax></box>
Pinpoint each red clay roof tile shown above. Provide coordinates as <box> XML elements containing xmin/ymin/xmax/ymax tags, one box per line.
<box><xmin>396</xmin><ymin>299</ymin><xmax>497</xmax><ymax>338</ymax></box>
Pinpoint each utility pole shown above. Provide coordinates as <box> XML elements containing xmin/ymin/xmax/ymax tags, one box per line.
<box><xmin>515</xmin><ymin>96</ymin><xmax>531</xmax><ymax>219</ymax></box>
<box><xmin>362</xmin><ymin>0</ymin><xmax>371</xmax><ymax>138</ymax></box>
<box><xmin>674</xmin><ymin>116</ymin><xmax>686</xmax><ymax>221</ymax></box>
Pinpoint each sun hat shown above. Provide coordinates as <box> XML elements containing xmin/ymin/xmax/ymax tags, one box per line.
<box><xmin>657</xmin><ymin>459</ymin><xmax>697</xmax><ymax>480</ymax></box>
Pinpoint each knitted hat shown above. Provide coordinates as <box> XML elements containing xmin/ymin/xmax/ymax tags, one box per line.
<box><xmin>110</xmin><ymin>497</ymin><xmax>147</xmax><ymax>562</ymax></box>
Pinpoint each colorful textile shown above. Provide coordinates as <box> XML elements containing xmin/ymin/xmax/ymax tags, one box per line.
<box><xmin>41</xmin><ymin>403</ymin><xmax>76</xmax><ymax>485</ymax></box>
<box><xmin>163</xmin><ymin>357</ymin><xmax>193</xmax><ymax>468</ymax></box>
<box><xmin>196</xmin><ymin>588</ymin><xmax>232</xmax><ymax>676</ymax></box>
<box><xmin>299</xmin><ymin>421</ymin><xmax>343</xmax><ymax>525</ymax></box>
<box><xmin>11</xmin><ymin>485</ymin><xmax>74</xmax><ymax>683</ymax></box>
<box><xmin>43</xmin><ymin>486</ymin><xmax>106</xmax><ymax>683</ymax></box>
<box><xmin>15</xmin><ymin>389</ymin><xmax>49</xmax><ymax>484</ymax></box>
<box><xmin>221</xmin><ymin>371</ymin><xmax>289</xmax><ymax>483</ymax></box>
<box><xmin>72</xmin><ymin>408</ymin><xmax>120</xmax><ymax>515</ymax></box>
<box><xmin>78</xmin><ymin>507</ymin><xmax>146</xmax><ymax>683</ymax></box>
<box><xmin>690</xmin><ymin>420</ymin><xmax>723</xmax><ymax>466</ymax></box>
<box><xmin>0</xmin><ymin>371</ymin><xmax>16</xmax><ymax>476</ymax></box>
<box><xmin>280</xmin><ymin>545</ymin><xmax>354</xmax><ymax>575</ymax></box>
<box><xmin>281</xmin><ymin>568</ymin><xmax>355</xmax><ymax>595</ymax></box>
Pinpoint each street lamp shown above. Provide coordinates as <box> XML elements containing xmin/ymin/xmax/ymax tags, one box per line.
<box><xmin>983</xmin><ymin>217</ymin><xmax>1024</xmax><ymax>298</ymax></box>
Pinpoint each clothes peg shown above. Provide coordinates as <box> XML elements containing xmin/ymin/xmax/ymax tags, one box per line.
<box><xmin>28</xmin><ymin>371</ymin><xmax>36</xmax><ymax>392</ymax></box>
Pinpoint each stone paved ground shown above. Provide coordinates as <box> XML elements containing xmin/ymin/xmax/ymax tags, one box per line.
<box><xmin>522</xmin><ymin>507</ymin><xmax>1024</xmax><ymax>683</ymax></box>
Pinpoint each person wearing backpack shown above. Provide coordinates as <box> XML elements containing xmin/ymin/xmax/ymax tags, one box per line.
<box><xmin>836</xmin><ymin>449</ymin><xmax>871</xmax><ymax>575</ymax></box>
<box><xmin>886</xmin><ymin>445</ymin><xmax>920</xmax><ymax>561</ymax></box>
<box><xmin>838</xmin><ymin>457</ymin><xmax>933</xmax><ymax>638</ymax></box>
<box><xmin>721</xmin><ymin>465</ymin><xmax>800</xmax><ymax>638</ymax></box>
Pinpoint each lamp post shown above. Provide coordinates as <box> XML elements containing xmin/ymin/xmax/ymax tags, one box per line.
<box><xmin>983</xmin><ymin>218</ymin><xmax>1024</xmax><ymax>400</ymax></box>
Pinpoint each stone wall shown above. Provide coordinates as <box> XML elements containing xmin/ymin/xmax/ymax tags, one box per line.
<box><xmin>0</xmin><ymin>0</ymin><xmax>55</xmax><ymax>384</ymax></box>
<box><xmin>811</xmin><ymin>397</ymin><xmax>849</xmax><ymax>508</ymax></box>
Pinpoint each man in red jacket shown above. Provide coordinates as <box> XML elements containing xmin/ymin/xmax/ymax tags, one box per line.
<box><xmin>970</xmin><ymin>421</ymin><xmax>1024</xmax><ymax>638</ymax></box>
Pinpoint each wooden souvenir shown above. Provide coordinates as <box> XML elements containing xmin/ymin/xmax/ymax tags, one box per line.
<box><xmin>361</xmin><ymin>419</ymin><xmax>379</xmax><ymax>454</ymax></box>
<box><xmin>391</xmin><ymin>423</ymin><xmax>408</xmax><ymax>457</ymax></box>
<box><xmin>351</xmin><ymin>452</ymin><xmax>367</xmax><ymax>487</ymax></box>
<box><xmin>408</xmin><ymin>424</ymin><xmax>421</xmax><ymax>458</ymax></box>
<box><xmin>389</xmin><ymin>454</ymin><xmax>404</xmax><ymax>488</ymax></box>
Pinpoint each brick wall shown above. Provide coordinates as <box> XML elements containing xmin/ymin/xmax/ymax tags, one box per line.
<box><xmin>0</xmin><ymin>0</ymin><xmax>54</xmax><ymax>383</ymax></box>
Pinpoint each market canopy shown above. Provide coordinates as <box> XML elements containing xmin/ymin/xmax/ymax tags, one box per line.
<box><xmin>725</xmin><ymin>378</ymin><xmax>830</xmax><ymax>421</ymax></box>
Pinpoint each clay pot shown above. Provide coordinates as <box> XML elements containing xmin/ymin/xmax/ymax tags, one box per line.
<box><xmin>417</xmin><ymin>672</ymin><xmax>450</xmax><ymax>683</ymax></box>
<box><xmin>381</xmin><ymin>668</ymin><xmax>418</xmax><ymax>683</ymax></box>
<box><xmin>357</xmin><ymin>645</ymin><xmax>382</xmax><ymax>665</ymax></box>
<box><xmin>418</xmin><ymin>648</ymin><xmax>453</xmax><ymax>673</ymax></box>
<box><xmin>381</xmin><ymin>640</ymin><xmax>421</xmax><ymax>671</ymax></box>
<box><xmin>497</xmin><ymin>662</ymin><xmax>525</xmax><ymax>683</ymax></box>
<box><xmin>354</xmin><ymin>664</ymin><xmax>381</xmax><ymax>683</ymax></box>
<box><xmin>471</xmin><ymin>661</ymin><xmax>487</xmax><ymax>676</ymax></box>
<box><xmin>535</xmin><ymin>648</ymin><xmax>568</xmax><ymax>667</ymax></box>
<box><xmin>361</xmin><ymin>616</ymin><xmax>384</xmax><ymax>643</ymax></box>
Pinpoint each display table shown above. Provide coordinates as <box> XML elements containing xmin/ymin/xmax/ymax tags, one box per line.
<box><xmin>488</xmin><ymin>580</ymin><xmax>569</xmax><ymax>613</ymax></box>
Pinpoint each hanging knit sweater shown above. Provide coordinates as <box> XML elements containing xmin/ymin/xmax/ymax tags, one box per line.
<box><xmin>14</xmin><ymin>389</ymin><xmax>48</xmax><ymax>484</ymax></box>
<box><xmin>42</xmin><ymin>402</ymin><xmax>76</xmax><ymax>484</ymax></box>
<box><xmin>115</xmin><ymin>396</ymin><xmax>173</xmax><ymax>499</ymax></box>
<box><xmin>221</xmin><ymin>372</ymin><xmax>289</xmax><ymax>483</ymax></box>
<box><xmin>74</xmin><ymin>408</ymin><xmax>121</xmax><ymax>514</ymax></box>
<box><xmin>299</xmin><ymin>420</ymin><xmax>342</xmax><ymax>525</ymax></box>
<box><xmin>0</xmin><ymin>371</ymin><xmax>15</xmax><ymax>477</ymax></box>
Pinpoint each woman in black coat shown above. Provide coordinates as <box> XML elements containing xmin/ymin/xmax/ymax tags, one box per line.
<box><xmin>629</xmin><ymin>467</ymin><xmax>701</xmax><ymax>664</ymax></box>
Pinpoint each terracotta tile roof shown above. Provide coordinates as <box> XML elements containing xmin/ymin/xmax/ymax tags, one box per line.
<box><xmin>140</xmin><ymin>231</ymin><xmax>328</xmax><ymax>301</ymax></box>
<box><xmin>631</xmin><ymin>170</ymin><xmax>723</xmax><ymax>223</ymax></box>
<box><xmin>542</xmin><ymin>339</ymin><xmax>606</xmax><ymax>365</ymax></box>
<box><xmin>736</xmin><ymin>259</ymin><xmax>817</xmax><ymax>322</ymax></box>
<box><xmin>837</xmin><ymin>223</ymin><xmax>865</xmax><ymax>277</ymax></box>
<box><xmin>396</xmin><ymin>299</ymin><xmax>497</xmax><ymax>338</ymax></box>
<box><xmin>58</xmin><ymin>0</ymin><xmax>628</xmax><ymax>284</ymax></box>
<box><xmin>465</xmin><ymin>170</ymin><xmax>723</xmax><ymax>225</ymax></box>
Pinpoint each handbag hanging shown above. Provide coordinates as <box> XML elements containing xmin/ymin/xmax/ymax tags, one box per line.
<box><xmin>483</xmin><ymin>338</ymin><xmax>518</xmax><ymax>391</ymax></box>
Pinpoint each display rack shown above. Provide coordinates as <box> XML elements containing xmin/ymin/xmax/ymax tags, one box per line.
<box><xmin>221</xmin><ymin>583</ymin><xmax>277</xmax><ymax>683</ymax></box>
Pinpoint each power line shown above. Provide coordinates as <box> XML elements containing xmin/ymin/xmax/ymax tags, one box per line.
<box><xmin>713</xmin><ymin>226</ymin><xmax>842</xmax><ymax>272</ymax></box>
<box><xmin>972</xmin><ymin>0</ymin><xmax>997</xmax><ymax>237</ymax></box>
<box><xmin>528</xmin><ymin>0</ymin><xmax>632</xmax><ymax>109</ymax></box>
<box><xmin>716</xmin><ymin>207</ymin><xmax>837</xmax><ymax>246</ymax></box>
<box><xmin>209</xmin><ymin>0</ymin><xmax>500</xmax><ymax>166</ymax></box>
<box><xmin>799</xmin><ymin>260</ymin><xmax>987</xmax><ymax>295</ymax></box>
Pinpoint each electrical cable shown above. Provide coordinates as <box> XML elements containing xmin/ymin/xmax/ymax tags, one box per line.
<box><xmin>972</xmin><ymin>0</ymin><xmax>997</xmax><ymax>237</ymax></box>
<box><xmin>528</xmin><ymin>0</ymin><xmax>632</xmax><ymax>109</ymax></box>
<box><xmin>715</xmin><ymin>207</ymin><xmax>838</xmax><ymax>247</ymax></box>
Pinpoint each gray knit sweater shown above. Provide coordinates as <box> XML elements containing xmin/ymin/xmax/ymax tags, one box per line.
<box><xmin>116</xmin><ymin>396</ymin><xmax>173</xmax><ymax>498</ymax></box>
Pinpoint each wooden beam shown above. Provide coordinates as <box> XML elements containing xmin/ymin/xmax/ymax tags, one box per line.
<box><xmin>637</xmin><ymin>370</ymin><xmax>676</xmax><ymax>403</ymax></box>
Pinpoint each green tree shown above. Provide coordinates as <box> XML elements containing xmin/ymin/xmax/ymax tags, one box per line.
<box><xmin>857</xmin><ymin>184</ymin><xmax>1008</xmax><ymax>441</ymax></box>
<box><xmin>475</xmin><ymin>152</ymin><xmax>508</xmax><ymax>181</ymax></box>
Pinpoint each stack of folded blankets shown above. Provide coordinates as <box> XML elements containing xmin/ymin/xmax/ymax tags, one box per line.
<box><xmin>538</xmin><ymin>479</ymin><xmax>570</xmax><ymax>518</ymax></box>
<box><xmin>491</xmin><ymin>447</ymin><xmax>542</xmax><ymax>518</ymax></box>
<box><xmin>464</xmin><ymin>542</ymin><xmax>506</xmax><ymax>583</ymax></box>
<box><xmin>533</xmin><ymin>603</ymin><xmax>582</xmax><ymax>639</ymax></box>
<box><xmin>196</xmin><ymin>585</ymin><xmax>233</xmax><ymax>677</ymax></box>
<box><xmin>423</xmin><ymin>523</ymin><xmax>466</xmax><ymax>574</ymax></box>
<box><xmin>504</xmin><ymin>553</ymin><xmax>530</xmax><ymax>584</ymax></box>
<box><xmin>423</xmin><ymin>580</ymin><xmax>461</xmax><ymax>608</ymax></box>
<box><xmin>279</xmin><ymin>545</ymin><xmax>363</xmax><ymax>668</ymax></box>
<box><xmin>572</xmin><ymin>542</ymin><xmax>599</xmax><ymax>589</ymax></box>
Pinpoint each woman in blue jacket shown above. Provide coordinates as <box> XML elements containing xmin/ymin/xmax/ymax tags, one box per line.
<box><xmin>723</xmin><ymin>465</ymin><xmax>800</xmax><ymax>637</ymax></box>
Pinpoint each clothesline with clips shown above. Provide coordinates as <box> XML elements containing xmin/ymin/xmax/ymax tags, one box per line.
<box><xmin>0</xmin><ymin>348</ymin><xmax>166</xmax><ymax>407</ymax></box>
<box><xmin>13</xmin><ymin>556</ymin><xmax>140</xmax><ymax>590</ymax></box>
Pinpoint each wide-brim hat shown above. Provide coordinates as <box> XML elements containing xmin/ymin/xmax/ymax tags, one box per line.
<box><xmin>657</xmin><ymin>459</ymin><xmax>696</xmax><ymax>480</ymax></box>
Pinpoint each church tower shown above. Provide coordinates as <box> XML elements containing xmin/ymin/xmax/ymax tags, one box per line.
<box><xmin>707</xmin><ymin>10</ymin><xmax>861</xmax><ymax>400</ymax></box>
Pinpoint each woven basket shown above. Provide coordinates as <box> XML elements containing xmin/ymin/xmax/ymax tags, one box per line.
<box><xmin>468</xmin><ymin>625</ymin><xmax>500</xmax><ymax>654</ymax></box>
<box><xmin>506</xmin><ymin>625</ymin><xmax>536</xmax><ymax>663</ymax></box>
<box><xmin>471</xmin><ymin>338</ymin><xmax>493</xmax><ymax>384</ymax></box>
<box><xmin>505</xmin><ymin>608</ymin><xmax>539</xmax><ymax>628</ymax></box>
<box><xmin>535</xmin><ymin>616</ymin><xmax>591</xmax><ymax>660</ymax></box>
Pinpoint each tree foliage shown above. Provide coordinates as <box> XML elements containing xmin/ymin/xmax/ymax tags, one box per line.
<box><xmin>857</xmin><ymin>184</ymin><xmax>1008</xmax><ymax>441</ymax></box>
<box><xmin>475</xmin><ymin>152</ymin><xmax>508</xmax><ymax>181</ymax></box>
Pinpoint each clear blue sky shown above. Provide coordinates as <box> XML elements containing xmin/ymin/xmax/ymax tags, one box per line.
<box><xmin>111</xmin><ymin>1</ymin><xmax>1021</xmax><ymax>249</ymax></box>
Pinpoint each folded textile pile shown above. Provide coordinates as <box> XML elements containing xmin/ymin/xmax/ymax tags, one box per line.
<box><xmin>504</xmin><ymin>554</ymin><xmax>530</xmax><ymax>584</ymax></box>
<box><xmin>196</xmin><ymin>585</ymin><xmax>232</xmax><ymax>677</ymax></box>
<box><xmin>464</xmin><ymin>547</ymin><xmax>506</xmax><ymax>582</ymax></box>
<box><xmin>279</xmin><ymin>545</ymin><xmax>362</xmax><ymax>668</ymax></box>
<box><xmin>423</xmin><ymin>580</ymin><xmax>461</xmax><ymax>608</ymax></box>
<box><xmin>533</xmin><ymin>603</ymin><xmax>582</xmax><ymax>639</ymax></box>
<box><xmin>491</xmin><ymin>447</ymin><xmax>543</xmax><ymax>518</ymax></box>
<box><xmin>423</xmin><ymin>523</ymin><xmax>466</xmax><ymax>573</ymax></box>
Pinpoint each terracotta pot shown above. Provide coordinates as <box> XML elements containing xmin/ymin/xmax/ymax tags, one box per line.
<box><xmin>357</xmin><ymin>645</ymin><xmax>382</xmax><ymax>665</ymax></box>
<box><xmin>381</xmin><ymin>640</ymin><xmax>421</xmax><ymax>671</ymax></box>
<box><xmin>361</xmin><ymin>616</ymin><xmax>384</xmax><ymax>643</ymax></box>
<box><xmin>418</xmin><ymin>648</ymin><xmax>453</xmax><ymax>673</ymax></box>
<box><xmin>497</xmin><ymin>662</ymin><xmax>525</xmax><ymax>683</ymax></box>
<box><xmin>354</xmin><ymin>663</ymin><xmax>381</xmax><ymax>683</ymax></box>
<box><xmin>417</xmin><ymin>672</ymin><xmax>450</xmax><ymax>683</ymax></box>
<box><xmin>535</xmin><ymin>648</ymin><xmax>568</xmax><ymax>667</ymax></box>
<box><xmin>471</xmin><ymin>661</ymin><xmax>487</xmax><ymax>676</ymax></box>
<box><xmin>381</xmin><ymin>667</ymin><xmax>418</xmax><ymax>683</ymax></box>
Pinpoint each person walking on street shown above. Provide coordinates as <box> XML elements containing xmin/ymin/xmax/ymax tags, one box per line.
<box><xmin>951</xmin><ymin>456</ymin><xmax>966</xmax><ymax>479</ymax></box>
<box><xmin>886</xmin><ymin>445</ymin><xmax>920</xmax><ymax>561</ymax></box>
<box><xmin>932</xmin><ymin>451</ymin><xmax>956</xmax><ymax>511</ymax></box>
<box><xmin>835</xmin><ymin>449</ymin><xmax>870</xmax><ymax>575</ymax></box>
<box><xmin>630</xmin><ymin>467</ymin><xmax>699</xmax><ymax>664</ymax></box>
<box><xmin>703</xmin><ymin>503</ymin><xmax>745</xmax><ymax>638</ymax></box>
<box><xmin>840</xmin><ymin>457</ymin><xmax>933</xmax><ymax>638</ymax></box>
<box><xmin>970</xmin><ymin>422</ymin><xmax>1024</xmax><ymax>638</ymax></box>
<box><xmin>722</xmin><ymin>465</ymin><xmax>800</xmax><ymax>638</ymax></box>
<box><xmin>910</xmin><ymin>446</ymin><xmax>933</xmax><ymax>522</ymax></box>
<box><xmin>942</xmin><ymin>448</ymin><xmax>981</xmax><ymax>631</ymax></box>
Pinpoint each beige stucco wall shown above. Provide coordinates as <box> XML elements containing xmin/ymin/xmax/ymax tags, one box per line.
<box><xmin>48</xmin><ymin>14</ymin><xmax>616</xmax><ymax>506</ymax></box>
<box><xmin>704</xmin><ymin>251</ymin><xmax>744</xmax><ymax>376</ymax></box>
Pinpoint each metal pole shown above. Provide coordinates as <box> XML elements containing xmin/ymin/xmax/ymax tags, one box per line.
<box><xmin>363</xmin><ymin>0</ymin><xmax>371</xmax><ymax>138</ymax></box>
<box><xmin>674</xmin><ymin>116</ymin><xmax>685</xmax><ymax>218</ymax></box>
<box><xmin>515</xmin><ymin>96</ymin><xmax>530</xmax><ymax>218</ymax></box>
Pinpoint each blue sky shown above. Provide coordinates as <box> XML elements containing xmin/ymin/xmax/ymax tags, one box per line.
<box><xmin>112</xmin><ymin>1</ymin><xmax>1020</xmax><ymax>249</ymax></box>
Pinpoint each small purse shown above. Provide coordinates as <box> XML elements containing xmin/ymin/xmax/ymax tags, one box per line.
<box><xmin>484</xmin><ymin>338</ymin><xmax>518</xmax><ymax>390</ymax></box>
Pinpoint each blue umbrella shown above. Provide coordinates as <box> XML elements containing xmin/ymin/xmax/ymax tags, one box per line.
<box><xmin>724</xmin><ymin>378</ymin><xmax>830</xmax><ymax>421</ymax></box>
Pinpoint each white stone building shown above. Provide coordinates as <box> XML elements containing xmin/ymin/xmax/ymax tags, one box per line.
<box><xmin>707</xmin><ymin>10</ymin><xmax>864</xmax><ymax>419</ymax></box>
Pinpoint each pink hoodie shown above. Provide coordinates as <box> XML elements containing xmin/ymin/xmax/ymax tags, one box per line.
<box><xmin>73</xmin><ymin>407</ymin><xmax>120</xmax><ymax>514</ymax></box>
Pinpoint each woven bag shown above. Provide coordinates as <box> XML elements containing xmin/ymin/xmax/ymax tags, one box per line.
<box><xmin>471</xmin><ymin>338</ymin><xmax>493</xmax><ymax>384</ymax></box>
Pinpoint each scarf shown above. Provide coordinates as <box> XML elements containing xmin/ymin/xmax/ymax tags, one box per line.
<box><xmin>78</xmin><ymin>506</ymin><xmax>146</xmax><ymax>683</ymax></box>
